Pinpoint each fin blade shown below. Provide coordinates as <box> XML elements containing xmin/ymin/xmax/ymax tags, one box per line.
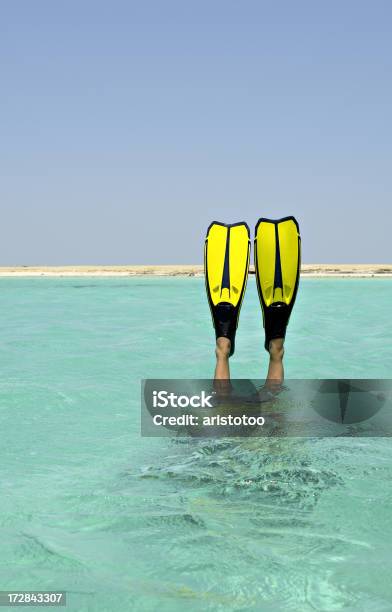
<box><xmin>205</xmin><ymin>222</ymin><xmax>249</xmax><ymax>308</ymax></box>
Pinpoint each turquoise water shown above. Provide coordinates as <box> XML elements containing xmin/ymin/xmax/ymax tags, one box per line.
<box><xmin>1</xmin><ymin>277</ymin><xmax>392</xmax><ymax>611</ymax></box>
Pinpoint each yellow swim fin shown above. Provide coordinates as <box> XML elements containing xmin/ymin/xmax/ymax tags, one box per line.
<box><xmin>254</xmin><ymin>216</ymin><xmax>301</xmax><ymax>351</ymax></box>
<box><xmin>204</xmin><ymin>222</ymin><xmax>250</xmax><ymax>356</ymax></box>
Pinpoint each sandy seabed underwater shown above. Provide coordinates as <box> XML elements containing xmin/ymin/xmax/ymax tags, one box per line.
<box><xmin>1</xmin><ymin>277</ymin><xmax>392</xmax><ymax>611</ymax></box>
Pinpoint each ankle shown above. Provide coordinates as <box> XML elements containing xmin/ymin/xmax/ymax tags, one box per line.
<box><xmin>268</xmin><ymin>339</ymin><xmax>284</xmax><ymax>362</ymax></box>
<box><xmin>215</xmin><ymin>338</ymin><xmax>231</xmax><ymax>360</ymax></box>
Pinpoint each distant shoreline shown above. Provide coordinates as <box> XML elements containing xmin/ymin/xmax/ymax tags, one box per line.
<box><xmin>0</xmin><ymin>265</ymin><xmax>391</xmax><ymax>278</ymax></box>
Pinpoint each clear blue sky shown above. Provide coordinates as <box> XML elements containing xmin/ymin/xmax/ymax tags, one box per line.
<box><xmin>1</xmin><ymin>0</ymin><xmax>391</xmax><ymax>264</ymax></box>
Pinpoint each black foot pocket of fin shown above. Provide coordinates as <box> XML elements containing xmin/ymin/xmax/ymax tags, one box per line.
<box><xmin>213</xmin><ymin>302</ymin><xmax>238</xmax><ymax>356</ymax></box>
<box><xmin>264</xmin><ymin>302</ymin><xmax>291</xmax><ymax>351</ymax></box>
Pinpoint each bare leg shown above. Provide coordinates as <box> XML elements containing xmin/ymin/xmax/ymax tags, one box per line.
<box><xmin>266</xmin><ymin>338</ymin><xmax>284</xmax><ymax>384</ymax></box>
<box><xmin>214</xmin><ymin>337</ymin><xmax>231</xmax><ymax>380</ymax></box>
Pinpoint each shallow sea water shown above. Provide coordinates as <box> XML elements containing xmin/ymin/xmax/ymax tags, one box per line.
<box><xmin>1</xmin><ymin>277</ymin><xmax>392</xmax><ymax>611</ymax></box>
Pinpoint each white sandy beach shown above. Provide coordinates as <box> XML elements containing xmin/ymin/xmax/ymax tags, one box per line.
<box><xmin>0</xmin><ymin>264</ymin><xmax>391</xmax><ymax>277</ymax></box>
